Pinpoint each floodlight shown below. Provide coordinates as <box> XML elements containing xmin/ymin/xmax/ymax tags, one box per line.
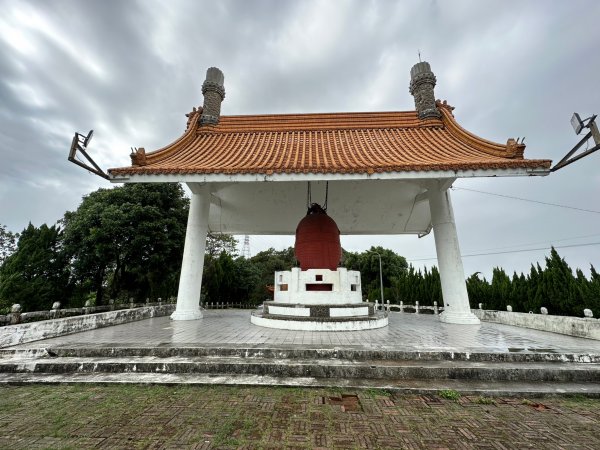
<box><xmin>83</xmin><ymin>129</ymin><xmax>94</xmax><ymax>148</ymax></box>
<box><xmin>571</xmin><ymin>112</ymin><xmax>584</xmax><ymax>135</ymax></box>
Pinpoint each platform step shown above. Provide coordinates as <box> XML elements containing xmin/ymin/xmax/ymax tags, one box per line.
<box><xmin>1</xmin><ymin>371</ymin><xmax>600</xmax><ymax>397</ymax></box>
<box><xmin>1</xmin><ymin>356</ymin><xmax>600</xmax><ymax>383</ymax></box>
<box><xmin>2</xmin><ymin>346</ymin><xmax>599</xmax><ymax>363</ymax></box>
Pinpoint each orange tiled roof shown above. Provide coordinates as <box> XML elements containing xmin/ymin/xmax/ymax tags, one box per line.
<box><xmin>108</xmin><ymin>102</ymin><xmax>551</xmax><ymax>177</ymax></box>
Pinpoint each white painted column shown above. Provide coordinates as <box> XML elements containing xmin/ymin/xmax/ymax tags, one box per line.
<box><xmin>171</xmin><ymin>183</ymin><xmax>211</xmax><ymax>321</ymax></box>
<box><xmin>428</xmin><ymin>184</ymin><xmax>480</xmax><ymax>325</ymax></box>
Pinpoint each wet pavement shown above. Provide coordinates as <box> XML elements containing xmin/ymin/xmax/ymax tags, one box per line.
<box><xmin>8</xmin><ymin>310</ymin><xmax>600</xmax><ymax>355</ymax></box>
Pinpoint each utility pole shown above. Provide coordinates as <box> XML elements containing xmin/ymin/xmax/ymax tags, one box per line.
<box><xmin>373</xmin><ymin>251</ymin><xmax>384</xmax><ymax>310</ymax></box>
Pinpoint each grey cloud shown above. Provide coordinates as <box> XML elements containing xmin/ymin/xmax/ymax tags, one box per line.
<box><xmin>0</xmin><ymin>0</ymin><xmax>599</xmax><ymax>279</ymax></box>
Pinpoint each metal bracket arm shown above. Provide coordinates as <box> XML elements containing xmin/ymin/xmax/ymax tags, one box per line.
<box><xmin>67</xmin><ymin>130</ymin><xmax>110</xmax><ymax>180</ymax></box>
<box><xmin>551</xmin><ymin>117</ymin><xmax>600</xmax><ymax>172</ymax></box>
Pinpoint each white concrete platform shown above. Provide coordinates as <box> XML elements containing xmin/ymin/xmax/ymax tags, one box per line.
<box><xmin>5</xmin><ymin>310</ymin><xmax>600</xmax><ymax>355</ymax></box>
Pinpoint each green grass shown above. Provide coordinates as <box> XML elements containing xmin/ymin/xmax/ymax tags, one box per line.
<box><xmin>439</xmin><ymin>389</ymin><xmax>461</xmax><ymax>401</ymax></box>
<box><xmin>211</xmin><ymin>414</ymin><xmax>241</xmax><ymax>447</ymax></box>
<box><xmin>364</xmin><ymin>388</ymin><xmax>391</xmax><ymax>398</ymax></box>
<box><xmin>473</xmin><ymin>396</ymin><xmax>495</xmax><ymax>405</ymax></box>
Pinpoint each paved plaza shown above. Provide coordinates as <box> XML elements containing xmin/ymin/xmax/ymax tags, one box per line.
<box><xmin>10</xmin><ymin>310</ymin><xmax>600</xmax><ymax>355</ymax></box>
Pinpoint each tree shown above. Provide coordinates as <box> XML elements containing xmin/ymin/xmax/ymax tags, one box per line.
<box><xmin>0</xmin><ymin>224</ymin><xmax>19</xmax><ymax>265</ymax></box>
<box><xmin>61</xmin><ymin>183</ymin><xmax>189</xmax><ymax>304</ymax></box>
<box><xmin>587</xmin><ymin>265</ymin><xmax>600</xmax><ymax>315</ymax></box>
<box><xmin>489</xmin><ymin>267</ymin><xmax>511</xmax><ymax>311</ymax></box>
<box><xmin>206</xmin><ymin>233</ymin><xmax>238</xmax><ymax>258</ymax></box>
<box><xmin>466</xmin><ymin>272</ymin><xmax>488</xmax><ymax>308</ymax></box>
<box><xmin>247</xmin><ymin>247</ymin><xmax>296</xmax><ymax>304</ymax></box>
<box><xmin>535</xmin><ymin>247</ymin><xmax>580</xmax><ymax>316</ymax></box>
<box><xmin>509</xmin><ymin>272</ymin><xmax>528</xmax><ymax>312</ymax></box>
<box><xmin>344</xmin><ymin>246</ymin><xmax>408</xmax><ymax>301</ymax></box>
<box><xmin>202</xmin><ymin>251</ymin><xmax>236</xmax><ymax>303</ymax></box>
<box><xmin>0</xmin><ymin>223</ymin><xmax>69</xmax><ymax>312</ymax></box>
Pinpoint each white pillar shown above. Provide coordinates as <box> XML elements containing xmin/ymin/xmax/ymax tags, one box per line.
<box><xmin>428</xmin><ymin>184</ymin><xmax>480</xmax><ymax>325</ymax></box>
<box><xmin>171</xmin><ymin>183</ymin><xmax>211</xmax><ymax>320</ymax></box>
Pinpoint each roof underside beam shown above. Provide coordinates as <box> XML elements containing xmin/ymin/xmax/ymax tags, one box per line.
<box><xmin>110</xmin><ymin>167</ymin><xmax>549</xmax><ymax>184</ymax></box>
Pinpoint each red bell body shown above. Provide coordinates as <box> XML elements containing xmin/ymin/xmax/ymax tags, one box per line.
<box><xmin>294</xmin><ymin>205</ymin><xmax>341</xmax><ymax>271</ymax></box>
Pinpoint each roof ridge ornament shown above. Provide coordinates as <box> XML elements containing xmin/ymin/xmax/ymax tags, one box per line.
<box><xmin>200</xmin><ymin>67</ymin><xmax>225</xmax><ymax>126</ymax></box>
<box><xmin>409</xmin><ymin>61</ymin><xmax>442</xmax><ymax>120</ymax></box>
<box><xmin>505</xmin><ymin>139</ymin><xmax>525</xmax><ymax>158</ymax></box>
<box><xmin>185</xmin><ymin>106</ymin><xmax>203</xmax><ymax>130</ymax></box>
<box><xmin>130</xmin><ymin>147</ymin><xmax>147</xmax><ymax>166</ymax></box>
<box><xmin>436</xmin><ymin>99</ymin><xmax>455</xmax><ymax>116</ymax></box>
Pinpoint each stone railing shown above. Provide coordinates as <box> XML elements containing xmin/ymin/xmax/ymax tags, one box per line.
<box><xmin>0</xmin><ymin>303</ymin><xmax>176</xmax><ymax>348</ymax></box>
<box><xmin>372</xmin><ymin>300</ymin><xmax>444</xmax><ymax>314</ymax></box>
<box><xmin>0</xmin><ymin>298</ymin><xmax>176</xmax><ymax>327</ymax></box>
<box><xmin>472</xmin><ymin>305</ymin><xmax>599</xmax><ymax>340</ymax></box>
<box><xmin>202</xmin><ymin>302</ymin><xmax>260</xmax><ymax>310</ymax></box>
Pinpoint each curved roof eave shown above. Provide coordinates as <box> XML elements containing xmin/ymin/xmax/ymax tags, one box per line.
<box><xmin>108</xmin><ymin>103</ymin><xmax>552</xmax><ymax>180</ymax></box>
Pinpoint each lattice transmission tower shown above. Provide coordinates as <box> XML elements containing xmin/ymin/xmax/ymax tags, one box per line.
<box><xmin>242</xmin><ymin>235</ymin><xmax>251</xmax><ymax>259</ymax></box>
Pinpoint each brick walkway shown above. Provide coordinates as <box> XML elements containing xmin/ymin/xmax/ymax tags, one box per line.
<box><xmin>1</xmin><ymin>385</ymin><xmax>598</xmax><ymax>449</ymax></box>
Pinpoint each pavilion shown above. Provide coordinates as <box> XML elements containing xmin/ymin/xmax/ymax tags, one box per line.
<box><xmin>108</xmin><ymin>62</ymin><xmax>551</xmax><ymax>325</ymax></box>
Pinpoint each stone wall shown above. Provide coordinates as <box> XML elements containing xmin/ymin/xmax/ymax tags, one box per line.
<box><xmin>0</xmin><ymin>302</ymin><xmax>169</xmax><ymax>326</ymax></box>
<box><xmin>473</xmin><ymin>309</ymin><xmax>600</xmax><ymax>340</ymax></box>
<box><xmin>0</xmin><ymin>304</ymin><xmax>175</xmax><ymax>348</ymax></box>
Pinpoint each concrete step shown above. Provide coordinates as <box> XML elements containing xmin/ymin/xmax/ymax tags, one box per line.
<box><xmin>2</xmin><ymin>346</ymin><xmax>599</xmax><ymax>363</ymax></box>
<box><xmin>1</xmin><ymin>371</ymin><xmax>600</xmax><ymax>397</ymax></box>
<box><xmin>1</xmin><ymin>355</ymin><xmax>600</xmax><ymax>383</ymax></box>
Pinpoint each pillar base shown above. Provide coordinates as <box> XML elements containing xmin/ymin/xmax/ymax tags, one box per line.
<box><xmin>439</xmin><ymin>310</ymin><xmax>480</xmax><ymax>325</ymax></box>
<box><xmin>170</xmin><ymin>309</ymin><xmax>203</xmax><ymax>321</ymax></box>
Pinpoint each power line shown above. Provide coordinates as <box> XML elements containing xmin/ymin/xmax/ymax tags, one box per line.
<box><xmin>408</xmin><ymin>241</ymin><xmax>600</xmax><ymax>262</ymax></box>
<box><xmin>455</xmin><ymin>232</ymin><xmax>600</xmax><ymax>254</ymax></box>
<box><xmin>452</xmin><ymin>187</ymin><xmax>600</xmax><ymax>214</ymax></box>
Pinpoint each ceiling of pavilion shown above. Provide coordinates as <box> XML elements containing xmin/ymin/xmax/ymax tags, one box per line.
<box><xmin>207</xmin><ymin>179</ymin><xmax>433</xmax><ymax>235</ymax></box>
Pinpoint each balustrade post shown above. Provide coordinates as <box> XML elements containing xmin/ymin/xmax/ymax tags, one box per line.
<box><xmin>51</xmin><ymin>301</ymin><xmax>61</xmax><ymax>318</ymax></box>
<box><xmin>10</xmin><ymin>304</ymin><xmax>22</xmax><ymax>325</ymax></box>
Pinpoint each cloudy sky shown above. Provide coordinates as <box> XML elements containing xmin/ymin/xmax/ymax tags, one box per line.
<box><xmin>1</xmin><ymin>0</ymin><xmax>599</xmax><ymax>280</ymax></box>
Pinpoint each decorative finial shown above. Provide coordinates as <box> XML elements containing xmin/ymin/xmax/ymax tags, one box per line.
<box><xmin>200</xmin><ymin>67</ymin><xmax>226</xmax><ymax>125</ymax></box>
<box><xmin>418</xmin><ymin>50</ymin><xmax>421</xmax><ymax>63</ymax></box>
<box><xmin>409</xmin><ymin>61</ymin><xmax>441</xmax><ymax>120</ymax></box>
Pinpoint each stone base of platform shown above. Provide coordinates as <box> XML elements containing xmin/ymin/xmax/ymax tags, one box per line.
<box><xmin>250</xmin><ymin>311</ymin><xmax>388</xmax><ymax>331</ymax></box>
<box><xmin>263</xmin><ymin>301</ymin><xmax>375</xmax><ymax>318</ymax></box>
